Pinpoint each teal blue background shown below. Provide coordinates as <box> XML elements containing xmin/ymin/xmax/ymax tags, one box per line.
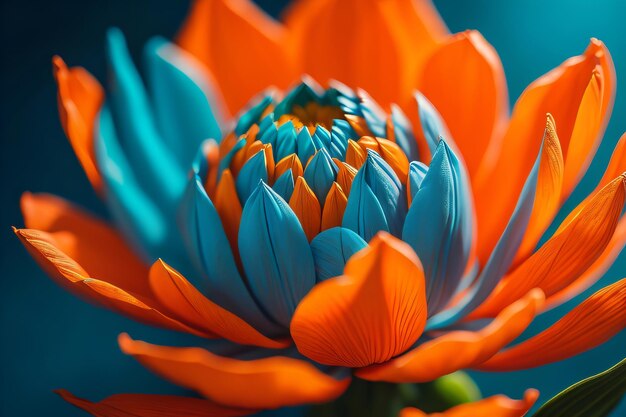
<box><xmin>0</xmin><ymin>0</ymin><xmax>623</xmax><ymax>415</ymax></box>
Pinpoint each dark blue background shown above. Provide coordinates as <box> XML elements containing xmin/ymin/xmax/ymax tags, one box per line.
<box><xmin>1</xmin><ymin>1</ymin><xmax>624</xmax><ymax>416</ymax></box>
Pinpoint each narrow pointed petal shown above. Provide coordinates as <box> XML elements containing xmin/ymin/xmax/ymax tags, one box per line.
<box><xmin>52</xmin><ymin>56</ymin><xmax>104</xmax><ymax>193</ymax></box>
<box><xmin>177</xmin><ymin>0</ymin><xmax>295</xmax><ymax>113</ymax></box>
<box><xmin>239</xmin><ymin>182</ymin><xmax>316</xmax><ymax>327</ymax></box>
<box><xmin>479</xmin><ymin>279</ymin><xmax>626</xmax><ymax>371</ymax></box>
<box><xmin>272</xmin><ymin>170</ymin><xmax>295</xmax><ymax>201</ymax></box>
<box><xmin>400</xmin><ymin>390</ymin><xmax>538</xmax><ymax>417</ymax></box>
<box><xmin>303</xmin><ymin>148</ymin><xmax>339</xmax><ymax>205</ymax></box>
<box><xmin>474</xmin><ymin>40</ymin><xmax>615</xmax><ymax>264</ymax></box>
<box><xmin>235</xmin><ymin>149</ymin><xmax>269</xmax><ymax>203</ymax></box>
<box><xmin>390</xmin><ymin>104</ymin><xmax>420</xmax><ymax>163</ymax></box>
<box><xmin>419</xmin><ymin>31</ymin><xmax>508</xmax><ymax>177</ymax></box>
<box><xmin>215</xmin><ymin>169</ymin><xmax>242</xmax><ymax>258</ymax></box>
<box><xmin>291</xmin><ymin>233</ymin><xmax>427</xmax><ymax>367</ymax></box>
<box><xmin>310</xmin><ymin>227</ymin><xmax>367</xmax><ymax>281</ymax></box>
<box><xmin>289</xmin><ymin>176</ymin><xmax>322</xmax><ymax>241</ymax></box>
<box><xmin>275</xmin><ymin>153</ymin><xmax>304</xmax><ymax>181</ymax></box>
<box><xmin>119</xmin><ymin>334</ymin><xmax>350</xmax><ymax>409</ymax></box>
<box><xmin>20</xmin><ymin>192</ymin><xmax>149</xmax><ymax>296</ymax></box>
<box><xmin>412</xmin><ymin>92</ymin><xmax>454</xmax><ymax>163</ymax></box>
<box><xmin>149</xmin><ymin>260</ymin><xmax>288</xmax><ymax>349</ymax></box>
<box><xmin>57</xmin><ymin>390</ymin><xmax>255</xmax><ymax>417</ymax></box>
<box><xmin>345</xmin><ymin>139</ymin><xmax>366</xmax><ymax>169</ymax></box>
<box><xmin>407</xmin><ymin>161</ymin><xmax>428</xmax><ymax>204</ymax></box>
<box><xmin>178</xmin><ymin>175</ymin><xmax>279</xmax><ymax>334</ymax></box>
<box><xmin>356</xmin><ymin>290</ymin><xmax>543</xmax><ymax>382</ymax></box>
<box><xmin>14</xmin><ymin>228</ymin><xmax>203</xmax><ymax>336</ymax></box>
<box><xmin>402</xmin><ymin>142</ymin><xmax>473</xmax><ymax>314</ymax></box>
<box><xmin>144</xmin><ymin>37</ymin><xmax>225</xmax><ymax>169</ymax></box>
<box><xmin>473</xmin><ymin>175</ymin><xmax>625</xmax><ymax>318</ymax></box>
<box><xmin>106</xmin><ymin>28</ymin><xmax>184</xmax><ymax>206</ymax></box>
<box><xmin>358</xmin><ymin>136</ymin><xmax>410</xmax><ymax>183</ymax></box>
<box><xmin>336</xmin><ymin>161</ymin><xmax>358</xmax><ymax>197</ymax></box>
<box><xmin>321</xmin><ymin>182</ymin><xmax>348</xmax><ymax>230</ymax></box>
<box><xmin>513</xmin><ymin>115</ymin><xmax>564</xmax><ymax>264</ymax></box>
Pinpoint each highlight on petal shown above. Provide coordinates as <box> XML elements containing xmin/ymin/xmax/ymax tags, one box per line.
<box><xmin>418</xmin><ymin>30</ymin><xmax>508</xmax><ymax>177</ymax></box>
<box><xmin>357</xmin><ymin>289</ymin><xmax>544</xmax><ymax>382</ymax></box>
<box><xmin>399</xmin><ymin>389</ymin><xmax>538</xmax><ymax>417</ymax></box>
<box><xmin>56</xmin><ymin>389</ymin><xmax>255</xmax><ymax>417</ymax></box>
<box><xmin>177</xmin><ymin>0</ymin><xmax>295</xmax><ymax>113</ymax></box>
<box><xmin>52</xmin><ymin>56</ymin><xmax>104</xmax><ymax>193</ymax></box>
<box><xmin>479</xmin><ymin>279</ymin><xmax>626</xmax><ymax>371</ymax></box>
<box><xmin>14</xmin><ymin>228</ymin><xmax>203</xmax><ymax>336</ymax></box>
<box><xmin>149</xmin><ymin>260</ymin><xmax>288</xmax><ymax>349</ymax></box>
<box><xmin>474</xmin><ymin>40</ymin><xmax>615</xmax><ymax>264</ymax></box>
<box><xmin>291</xmin><ymin>232</ymin><xmax>427</xmax><ymax>367</ymax></box>
<box><xmin>321</xmin><ymin>182</ymin><xmax>348</xmax><ymax>230</ymax></box>
<box><xmin>238</xmin><ymin>182</ymin><xmax>316</xmax><ymax>327</ymax></box>
<box><xmin>473</xmin><ymin>174</ymin><xmax>625</xmax><ymax>318</ymax></box>
<box><xmin>20</xmin><ymin>192</ymin><xmax>149</xmax><ymax>296</ymax></box>
<box><xmin>119</xmin><ymin>334</ymin><xmax>350</xmax><ymax>409</ymax></box>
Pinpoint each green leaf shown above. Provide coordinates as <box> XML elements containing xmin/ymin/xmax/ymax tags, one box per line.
<box><xmin>533</xmin><ymin>357</ymin><xmax>626</xmax><ymax>417</ymax></box>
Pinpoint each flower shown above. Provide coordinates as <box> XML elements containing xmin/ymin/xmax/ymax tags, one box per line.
<box><xmin>15</xmin><ymin>0</ymin><xmax>626</xmax><ymax>416</ymax></box>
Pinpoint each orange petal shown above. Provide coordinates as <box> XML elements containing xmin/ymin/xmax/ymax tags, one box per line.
<box><xmin>20</xmin><ymin>192</ymin><xmax>149</xmax><ymax>296</ymax></box>
<box><xmin>356</xmin><ymin>289</ymin><xmax>544</xmax><ymax>382</ymax></box>
<box><xmin>285</xmin><ymin>0</ymin><xmax>411</xmax><ymax>106</ymax></box>
<box><xmin>275</xmin><ymin>153</ymin><xmax>304</xmax><ymax>181</ymax></box>
<box><xmin>214</xmin><ymin>169</ymin><xmax>242</xmax><ymax>260</ymax></box>
<box><xmin>335</xmin><ymin>161</ymin><xmax>358</xmax><ymax>196</ymax></box>
<box><xmin>203</xmin><ymin>140</ymin><xmax>221</xmax><ymax>198</ymax></box>
<box><xmin>512</xmin><ymin>115</ymin><xmax>564</xmax><ymax>265</ymax></box>
<box><xmin>321</xmin><ymin>182</ymin><xmax>348</xmax><ymax>230</ymax></box>
<box><xmin>474</xmin><ymin>40</ymin><xmax>615</xmax><ymax>264</ymax></box>
<box><xmin>289</xmin><ymin>176</ymin><xmax>321</xmax><ymax>241</ymax></box>
<box><xmin>14</xmin><ymin>227</ymin><xmax>203</xmax><ymax>336</ymax></box>
<box><xmin>177</xmin><ymin>0</ymin><xmax>294</xmax><ymax>113</ymax></box>
<box><xmin>399</xmin><ymin>389</ymin><xmax>538</xmax><ymax>417</ymax></box>
<box><xmin>418</xmin><ymin>31</ymin><xmax>508</xmax><ymax>178</ymax></box>
<box><xmin>52</xmin><ymin>56</ymin><xmax>104</xmax><ymax>193</ymax></box>
<box><xmin>346</xmin><ymin>139</ymin><xmax>366</xmax><ymax>170</ymax></box>
<box><xmin>472</xmin><ymin>175</ymin><xmax>625</xmax><ymax>318</ymax></box>
<box><xmin>56</xmin><ymin>389</ymin><xmax>255</xmax><ymax>417</ymax></box>
<box><xmin>291</xmin><ymin>232</ymin><xmax>427</xmax><ymax>367</ymax></box>
<box><xmin>544</xmin><ymin>216</ymin><xmax>626</xmax><ymax>310</ymax></box>
<box><xmin>149</xmin><ymin>260</ymin><xmax>288</xmax><ymax>349</ymax></box>
<box><xmin>119</xmin><ymin>333</ymin><xmax>350</xmax><ymax>409</ymax></box>
<box><xmin>479</xmin><ymin>279</ymin><xmax>626</xmax><ymax>371</ymax></box>
<box><xmin>357</xmin><ymin>136</ymin><xmax>409</xmax><ymax>182</ymax></box>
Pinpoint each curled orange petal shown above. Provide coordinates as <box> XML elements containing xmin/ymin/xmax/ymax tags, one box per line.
<box><xmin>473</xmin><ymin>174</ymin><xmax>625</xmax><ymax>318</ymax></box>
<box><xmin>357</xmin><ymin>289</ymin><xmax>544</xmax><ymax>382</ymax></box>
<box><xmin>418</xmin><ymin>30</ymin><xmax>508</xmax><ymax>178</ymax></box>
<box><xmin>52</xmin><ymin>56</ymin><xmax>104</xmax><ymax>193</ymax></box>
<box><xmin>20</xmin><ymin>192</ymin><xmax>149</xmax><ymax>296</ymax></box>
<box><xmin>479</xmin><ymin>279</ymin><xmax>626</xmax><ymax>371</ymax></box>
<box><xmin>56</xmin><ymin>389</ymin><xmax>255</xmax><ymax>417</ymax></box>
<box><xmin>291</xmin><ymin>232</ymin><xmax>427</xmax><ymax>367</ymax></box>
<box><xmin>119</xmin><ymin>334</ymin><xmax>350</xmax><ymax>409</ymax></box>
<box><xmin>149</xmin><ymin>260</ymin><xmax>288</xmax><ymax>349</ymax></box>
<box><xmin>399</xmin><ymin>389</ymin><xmax>538</xmax><ymax>417</ymax></box>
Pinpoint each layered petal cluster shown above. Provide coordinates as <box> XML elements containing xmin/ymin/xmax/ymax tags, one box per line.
<box><xmin>16</xmin><ymin>0</ymin><xmax>626</xmax><ymax>416</ymax></box>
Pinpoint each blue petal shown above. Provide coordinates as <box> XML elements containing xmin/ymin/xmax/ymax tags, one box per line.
<box><xmin>310</xmin><ymin>227</ymin><xmax>367</xmax><ymax>281</ymax></box>
<box><xmin>342</xmin><ymin>169</ymin><xmax>389</xmax><ymax>242</ymax></box>
<box><xmin>426</xmin><ymin>143</ymin><xmax>543</xmax><ymax>330</ymax></box>
<box><xmin>235</xmin><ymin>150</ymin><xmax>269</xmax><ymax>203</ymax></box>
<box><xmin>312</xmin><ymin>125</ymin><xmax>332</xmax><ymax>149</ymax></box>
<box><xmin>402</xmin><ymin>141</ymin><xmax>473</xmax><ymax>314</ymax></box>
<box><xmin>391</xmin><ymin>104</ymin><xmax>420</xmax><ymax>162</ymax></box>
<box><xmin>414</xmin><ymin>91</ymin><xmax>452</xmax><ymax>157</ymax></box>
<box><xmin>272</xmin><ymin>170</ymin><xmax>295</xmax><ymax>202</ymax></box>
<box><xmin>177</xmin><ymin>174</ymin><xmax>282</xmax><ymax>335</ymax></box>
<box><xmin>407</xmin><ymin>161</ymin><xmax>429</xmax><ymax>202</ymax></box>
<box><xmin>332</xmin><ymin>118</ymin><xmax>358</xmax><ymax>141</ymax></box>
<box><xmin>143</xmin><ymin>37</ymin><xmax>223</xmax><ymax>171</ymax></box>
<box><xmin>352</xmin><ymin>150</ymin><xmax>406</xmax><ymax>237</ymax></box>
<box><xmin>257</xmin><ymin>122</ymin><xmax>278</xmax><ymax>147</ymax></box>
<box><xmin>238</xmin><ymin>182</ymin><xmax>316</xmax><ymax>327</ymax></box>
<box><xmin>105</xmin><ymin>28</ymin><xmax>184</xmax><ymax>210</ymax></box>
<box><xmin>296</xmin><ymin>128</ymin><xmax>316</xmax><ymax>164</ymax></box>
<box><xmin>234</xmin><ymin>94</ymin><xmax>274</xmax><ymax>136</ymax></box>
<box><xmin>357</xmin><ymin>89</ymin><xmax>387</xmax><ymax>137</ymax></box>
<box><xmin>273</xmin><ymin>79</ymin><xmax>323</xmax><ymax>117</ymax></box>
<box><xmin>303</xmin><ymin>148</ymin><xmax>338</xmax><ymax>204</ymax></box>
<box><xmin>275</xmin><ymin>121</ymin><xmax>297</xmax><ymax>160</ymax></box>
<box><xmin>330</xmin><ymin>125</ymin><xmax>348</xmax><ymax>159</ymax></box>
<box><xmin>96</xmin><ymin>105</ymin><xmax>166</xmax><ymax>261</ymax></box>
